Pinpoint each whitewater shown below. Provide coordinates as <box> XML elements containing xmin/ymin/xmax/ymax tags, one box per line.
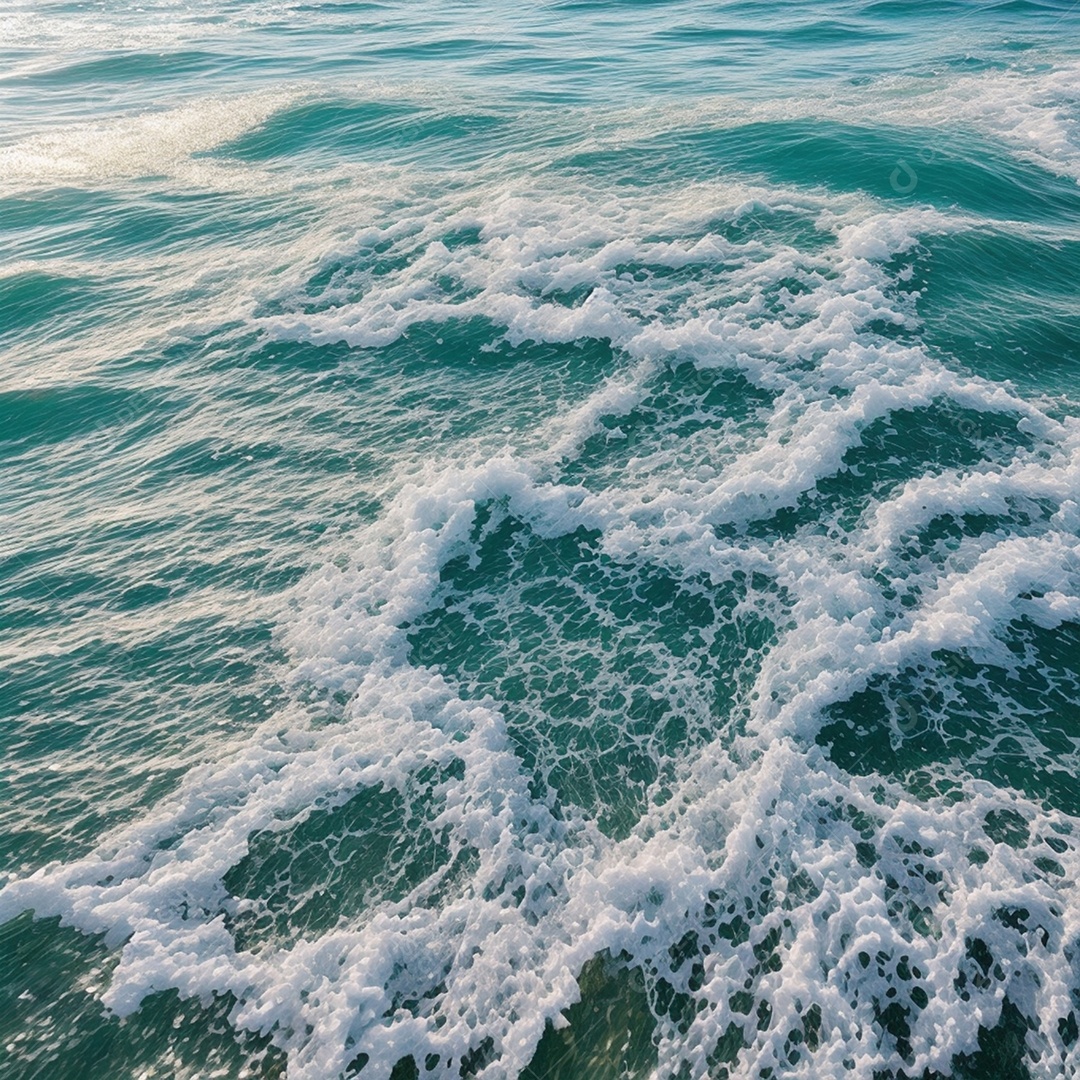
<box><xmin>3</xmin><ymin>2</ymin><xmax>1080</xmax><ymax>1078</ymax></box>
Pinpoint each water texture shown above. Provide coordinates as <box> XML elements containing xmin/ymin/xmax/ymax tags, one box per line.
<box><xmin>3</xmin><ymin>1</ymin><xmax>1080</xmax><ymax>1078</ymax></box>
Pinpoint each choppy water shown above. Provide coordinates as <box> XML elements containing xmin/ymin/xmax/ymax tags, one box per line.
<box><xmin>3</xmin><ymin>2</ymin><xmax>1080</xmax><ymax>1078</ymax></box>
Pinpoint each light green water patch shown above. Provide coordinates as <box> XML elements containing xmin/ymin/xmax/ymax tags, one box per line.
<box><xmin>239</xmin><ymin>322</ymin><xmax>621</xmax><ymax>461</ymax></box>
<box><xmin>92</xmin><ymin>189</ymin><xmax>300</xmax><ymax>256</ymax></box>
<box><xmin>219</xmin><ymin>99</ymin><xmax>427</xmax><ymax>162</ymax></box>
<box><xmin>0</xmin><ymin>614</ymin><xmax>288</xmax><ymax>873</ymax></box>
<box><xmin>650</xmin><ymin>16</ymin><xmax>900</xmax><ymax>50</ymax></box>
<box><xmin>0</xmin><ymin>270</ymin><xmax>133</xmax><ymax>337</ymax></box>
<box><xmin>0</xmin><ymin>186</ymin><xmax>298</xmax><ymax>268</ymax></box>
<box><xmin>0</xmin><ymin>190</ymin><xmax>122</xmax><ymax>237</ymax></box>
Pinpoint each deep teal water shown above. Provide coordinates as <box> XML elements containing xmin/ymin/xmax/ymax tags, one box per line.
<box><xmin>3</xmin><ymin>2</ymin><xmax>1080</xmax><ymax>1078</ymax></box>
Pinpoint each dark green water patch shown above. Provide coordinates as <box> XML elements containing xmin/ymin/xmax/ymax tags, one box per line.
<box><xmin>0</xmin><ymin>617</ymin><xmax>287</xmax><ymax>873</ymax></box>
<box><xmin>0</xmin><ymin>913</ymin><xmax>287</xmax><ymax>1080</ymax></box>
<box><xmin>0</xmin><ymin>270</ymin><xmax>124</xmax><ymax>335</ymax></box>
<box><xmin>694</xmin><ymin>203</ymin><xmax>836</xmax><ymax>253</ymax></box>
<box><xmin>0</xmin><ymin>383</ymin><xmax>147</xmax><ymax>450</ymax></box>
<box><xmin>5</xmin><ymin>50</ymin><xmax>227</xmax><ymax>88</ymax></box>
<box><xmin>683</xmin><ymin>120</ymin><xmax>1080</xmax><ymax>222</ymax></box>
<box><xmin>521</xmin><ymin>953</ymin><xmax>656</xmax><ymax>1080</ymax></box>
<box><xmin>731</xmin><ymin>400</ymin><xmax>1029</xmax><ymax>544</ymax></box>
<box><xmin>406</xmin><ymin>508</ymin><xmax>774</xmax><ymax>838</ymax></box>
<box><xmin>909</xmin><ymin>229</ymin><xmax>1080</xmax><ymax>396</ymax></box>
<box><xmin>876</xmin><ymin>997</ymin><xmax>1033</xmax><ymax>1080</ymax></box>
<box><xmin>819</xmin><ymin>400</ymin><xmax>1032</xmax><ymax>522</ymax></box>
<box><xmin>554</xmin><ymin>120</ymin><xmax>1080</xmax><ymax>222</ymax></box>
<box><xmin>218</xmin><ymin>97</ymin><xmax>511</xmax><ymax>169</ymax></box>
<box><xmin>224</xmin><ymin>769</ymin><xmax>466</xmax><ymax>950</ymax></box>
<box><xmin>818</xmin><ymin>618</ymin><xmax>1080</xmax><ymax>816</ymax></box>
<box><xmin>240</xmin><ymin>318</ymin><xmax>620</xmax><ymax>455</ymax></box>
<box><xmin>559</xmin><ymin>360</ymin><xmax>776</xmax><ymax>486</ymax></box>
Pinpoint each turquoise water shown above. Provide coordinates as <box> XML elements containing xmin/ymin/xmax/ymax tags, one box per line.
<box><xmin>3</xmin><ymin>1</ymin><xmax>1080</xmax><ymax>1077</ymax></box>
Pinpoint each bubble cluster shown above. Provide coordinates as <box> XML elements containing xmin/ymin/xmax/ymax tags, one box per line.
<box><xmin>6</xmin><ymin>101</ymin><xmax>1080</xmax><ymax>1080</ymax></box>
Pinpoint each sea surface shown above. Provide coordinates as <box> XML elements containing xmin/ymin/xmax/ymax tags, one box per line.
<box><xmin>3</xmin><ymin>1</ymin><xmax>1080</xmax><ymax>1078</ymax></box>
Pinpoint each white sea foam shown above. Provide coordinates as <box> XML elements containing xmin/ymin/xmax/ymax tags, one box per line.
<box><xmin>0</xmin><ymin>91</ymin><xmax>300</xmax><ymax>186</ymax></box>
<box><xmin>5</xmin><ymin>142</ymin><xmax>1080</xmax><ymax>1080</ymax></box>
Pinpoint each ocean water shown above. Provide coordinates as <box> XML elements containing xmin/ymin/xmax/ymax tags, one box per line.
<box><xmin>3</xmin><ymin>1</ymin><xmax>1080</xmax><ymax>1077</ymax></box>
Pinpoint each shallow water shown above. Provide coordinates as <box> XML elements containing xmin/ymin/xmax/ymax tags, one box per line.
<box><xmin>3</xmin><ymin>1</ymin><xmax>1080</xmax><ymax>1077</ymax></box>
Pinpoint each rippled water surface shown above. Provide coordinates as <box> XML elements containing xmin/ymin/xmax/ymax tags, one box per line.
<box><xmin>3</xmin><ymin>1</ymin><xmax>1080</xmax><ymax>1078</ymax></box>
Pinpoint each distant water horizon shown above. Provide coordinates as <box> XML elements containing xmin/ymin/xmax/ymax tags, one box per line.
<box><xmin>3</xmin><ymin>2</ymin><xmax>1080</xmax><ymax>1078</ymax></box>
